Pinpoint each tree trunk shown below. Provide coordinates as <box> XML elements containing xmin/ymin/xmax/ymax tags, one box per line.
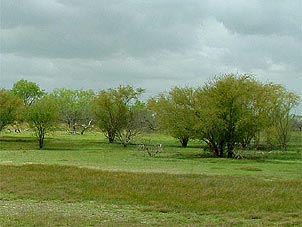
<box><xmin>227</xmin><ymin>140</ymin><xmax>235</xmax><ymax>158</ymax></box>
<box><xmin>218</xmin><ymin>140</ymin><xmax>225</xmax><ymax>157</ymax></box>
<box><xmin>80</xmin><ymin>128</ymin><xmax>85</xmax><ymax>135</ymax></box>
<box><xmin>180</xmin><ymin>137</ymin><xmax>189</xmax><ymax>148</ymax></box>
<box><xmin>80</xmin><ymin>120</ymin><xmax>93</xmax><ymax>135</ymax></box>
<box><xmin>39</xmin><ymin>134</ymin><xmax>44</xmax><ymax>149</ymax></box>
<box><xmin>227</xmin><ymin>149</ymin><xmax>233</xmax><ymax>158</ymax></box>
<box><xmin>207</xmin><ymin>140</ymin><xmax>223</xmax><ymax>157</ymax></box>
<box><xmin>108</xmin><ymin>133</ymin><xmax>115</xmax><ymax>143</ymax></box>
<box><xmin>214</xmin><ymin>147</ymin><xmax>220</xmax><ymax>157</ymax></box>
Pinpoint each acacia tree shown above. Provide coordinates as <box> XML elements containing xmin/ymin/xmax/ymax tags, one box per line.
<box><xmin>11</xmin><ymin>79</ymin><xmax>44</xmax><ymax>106</ymax></box>
<box><xmin>115</xmin><ymin>100</ymin><xmax>151</xmax><ymax>146</ymax></box>
<box><xmin>265</xmin><ymin>84</ymin><xmax>299</xmax><ymax>151</ymax></box>
<box><xmin>194</xmin><ymin>74</ymin><xmax>273</xmax><ymax>157</ymax></box>
<box><xmin>51</xmin><ymin>88</ymin><xmax>95</xmax><ymax>134</ymax></box>
<box><xmin>93</xmin><ymin>85</ymin><xmax>145</xmax><ymax>145</ymax></box>
<box><xmin>0</xmin><ymin>89</ymin><xmax>23</xmax><ymax>131</ymax></box>
<box><xmin>193</xmin><ymin>91</ymin><xmax>225</xmax><ymax>157</ymax></box>
<box><xmin>233</xmin><ymin>79</ymin><xmax>274</xmax><ymax>149</ymax></box>
<box><xmin>148</xmin><ymin>87</ymin><xmax>197</xmax><ymax>147</ymax></box>
<box><xmin>26</xmin><ymin>95</ymin><xmax>58</xmax><ymax>148</ymax></box>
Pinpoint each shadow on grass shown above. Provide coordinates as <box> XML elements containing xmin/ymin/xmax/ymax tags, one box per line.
<box><xmin>0</xmin><ymin>137</ymin><xmax>35</xmax><ymax>143</ymax></box>
<box><xmin>165</xmin><ymin>150</ymin><xmax>215</xmax><ymax>160</ymax></box>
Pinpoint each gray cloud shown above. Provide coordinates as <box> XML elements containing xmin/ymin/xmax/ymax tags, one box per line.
<box><xmin>1</xmin><ymin>0</ymin><xmax>301</xmax><ymax>112</ymax></box>
<box><xmin>211</xmin><ymin>0</ymin><xmax>302</xmax><ymax>38</ymax></box>
<box><xmin>1</xmin><ymin>0</ymin><xmax>206</xmax><ymax>58</ymax></box>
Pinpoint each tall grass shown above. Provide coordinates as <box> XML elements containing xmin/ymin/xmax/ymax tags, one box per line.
<box><xmin>1</xmin><ymin>164</ymin><xmax>301</xmax><ymax>226</ymax></box>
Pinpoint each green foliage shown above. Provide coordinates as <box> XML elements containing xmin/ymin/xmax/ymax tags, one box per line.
<box><xmin>26</xmin><ymin>95</ymin><xmax>59</xmax><ymax>148</ymax></box>
<box><xmin>148</xmin><ymin>87</ymin><xmax>197</xmax><ymax>147</ymax></box>
<box><xmin>264</xmin><ymin>84</ymin><xmax>300</xmax><ymax>150</ymax></box>
<box><xmin>4</xmin><ymin>76</ymin><xmax>300</xmax><ymax>155</ymax></box>
<box><xmin>93</xmin><ymin>85</ymin><xmax>146</xmax><ymax>145</ymax></box>
<box><xmin>0</xmin><ymin>89</ymin><xmax>23</xmax><ymax>131</ymax></box>
<box><xmin>11</xmin><ymin>79</ymin><xmax>44</xmax><ymax>106</ymax></box>
<box><xmin>51</xmin><ymin>88</ymin><xmax>95</xmax><ymax>133</ymax></box>
<box><xmin>193</xmin><ymin>74</ymin><xmax>299</xmax><ymax>157</ymax></box>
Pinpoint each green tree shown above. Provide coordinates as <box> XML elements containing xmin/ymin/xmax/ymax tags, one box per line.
<box><xmin>93</xmin><ymin>85</ymin><xmax>145</xmax><ymax>145</ymax></box>
<box><xmin>115</xmin><ymin>100</ymin><xmax>151</xmax><ymax>146</ymax></box>
<box><xmin>194</xmin><ymin>74</ymin><xmax>273</xmax><ymax>157</ymax></box>
<box><xmin>11</xmin><ymin>79</ymin><xmax>44</xmax><ymax>106</ymax></box>
<box><xmin>0</xmin><ymin>89</ymin><xmax>23</xmax><ymax>131</ymax></box>
<box><xmin>26</xmin><ymin>95</ymin><xmax>58</xmax><ymax>148</ymax></box>
<box><xmin>51</xmin><ymin>88</ymin><xmax>95</xmax><ymax>134</ymax></box>
<box><xmin>148</xmin><ymin>87</ymin><xmax>197</xmax><ymax>147</ymax></box>
<box><xmin>265</xmin><ymin>84</ymin><xmax>299</xmax><ymax>151</ymax></box>
<box><xmin>194</xmin><ymin>87</ymin><xmax>226</xmax><ymax>157</ymax></box>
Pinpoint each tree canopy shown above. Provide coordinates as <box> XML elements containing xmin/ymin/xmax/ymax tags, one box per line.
<box><xmin>194</xmin><ymin>74</ymin><xmax>299</xmax><ymax>157</ymax></box>
<box><xmin>11</xmin><ymin>79</ymin><xmax>44</xmax><ymax>106</ymax></box>
<box><xmin>263</xmin><ymin>84</ymin><xmax>299</xmax><ymax>150</ymax></box>
<box><xmin>148</xmin><ymin>87</ymin><xmax>197</xmax><ymax>147</ymax></box>
<box><xmin>51</xmin><ymin>88</ymin><xmax>95</xmax><ymax>133</ymax></box>
<box><xmin>26</xmin><ymin>95</ymin><xmax>58</xmax><ymax>148</ymax></box>
<box><xmin>0</xmin><ymin>89</ymin><xmax>23</xmax><ymax>131</ymax></box>
<box><xmin>92</xmin><ymin>85</ymin><xmax>146</xmax><ymax>145</ymax></box>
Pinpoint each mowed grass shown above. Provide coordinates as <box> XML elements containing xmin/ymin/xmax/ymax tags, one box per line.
<box><xmin>0</xmin><ymin>132</ymin><xmax>301</xmax><ymax>178</ymax></box>
<box><xmin>0</xmin><ymin>131</ymin><xmax>301</xmax><ymax>226</ymax></box>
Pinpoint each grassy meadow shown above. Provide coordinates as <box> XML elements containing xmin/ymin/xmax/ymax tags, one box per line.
<box><xmin>0</xmin><ymin>131</ymin><xmax>301</xmax><ymax>226</ymax></box>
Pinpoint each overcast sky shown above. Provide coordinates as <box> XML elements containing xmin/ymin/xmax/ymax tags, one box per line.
<box><xmin>0</xmin><ymin>0</ymin><xmax>301</xmax><ymax>111</ymax></box>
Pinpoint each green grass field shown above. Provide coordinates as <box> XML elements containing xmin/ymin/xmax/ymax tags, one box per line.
<box><xmin>0</xmin><ymin>131</ymin><xmax>301</xmax><ymax>226</ymax></box>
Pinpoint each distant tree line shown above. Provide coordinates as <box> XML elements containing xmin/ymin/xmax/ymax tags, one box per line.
<box><xmin>0</xmin><ymin>74</ymin><xmax>300</xmax><ymax>157</ymax></box>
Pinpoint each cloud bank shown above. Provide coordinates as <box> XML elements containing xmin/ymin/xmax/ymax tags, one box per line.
<box><xmin>1</xmin><ymin>0</ymin><xmax>301</xmax><ymax>111</ymax></box>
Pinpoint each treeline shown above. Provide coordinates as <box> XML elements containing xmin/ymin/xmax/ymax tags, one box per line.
<box><xmin>0</xmin><ymin>74</ymin><xmax>301</xmax><ymax>157</ymax></box>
